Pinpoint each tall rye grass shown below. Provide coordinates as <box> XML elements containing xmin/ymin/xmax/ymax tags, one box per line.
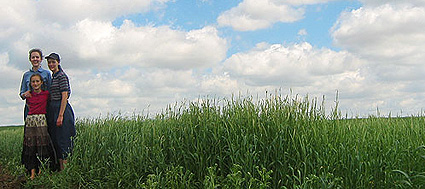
<box><xmin>2</xmin><ymin>93</ymin><xmax>425</xmax><ymax>188</ymax></box>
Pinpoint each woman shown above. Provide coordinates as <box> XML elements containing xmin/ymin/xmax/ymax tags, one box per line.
<box><xmin>20</xmin><ymin>48</ymin><xmax>52</xmax><ymax>119</ymax></box>
<box><xmin>46</xmin><ymin>52</ymin><xmax>76</xmax><ymax>171</ymax></box>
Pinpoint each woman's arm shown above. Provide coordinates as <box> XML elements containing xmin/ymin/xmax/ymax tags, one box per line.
<box><xmin>19</xmin><ymin>74</ymin><xmax>31</xmax><ymax>99</ymax></box>
<box><xmin>46</xmin><ymin>71</ymin><xmax>52</xmax><ymax>91</ymax></box>
<box><xmin>56</xmin><ymin>91</ymin><xmax>68</xmax><ymax>127</ymax></box>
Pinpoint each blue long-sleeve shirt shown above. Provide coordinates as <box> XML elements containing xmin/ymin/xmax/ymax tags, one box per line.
<box><xmin>19</xmin><ymin>67</ymin><xmax>52</xmax><ymax>99</ymax></box>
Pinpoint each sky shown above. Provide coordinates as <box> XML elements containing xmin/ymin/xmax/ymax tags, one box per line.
<box><xmin>2</xmin><ymin>0</ymin><xmax>425</xmax><ymax>125</ymax></box>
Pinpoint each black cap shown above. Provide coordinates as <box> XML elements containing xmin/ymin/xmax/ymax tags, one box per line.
<box><xmin>45</xmin><ymin>53</ymin><xmax>60</xmax><ymax>61</ymax></box>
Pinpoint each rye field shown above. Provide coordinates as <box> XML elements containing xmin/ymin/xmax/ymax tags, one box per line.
<box><xmin>1</xmin><ymin>94</ymin><xmax>425</xmax><ymax>188</ymax></box>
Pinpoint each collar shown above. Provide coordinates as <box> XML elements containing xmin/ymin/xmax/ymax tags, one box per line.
<box><xmin>52</xmin><ymin>68</ymin><xmax>63</xmax><ymax>77</ymax></box>
<box><xmin>31</xmin><ymin>90</ymin><xmax>43</xmax><ymax>95</ymax></box>
<box><xmin>29</xmin><ymin>67</ymin><xmax>47</xmax><ymax>73</ymax></box>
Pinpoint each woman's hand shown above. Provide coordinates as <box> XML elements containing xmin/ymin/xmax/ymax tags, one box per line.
<box><xmin>56</xmin><ymin>115</ymin><xmax>63</xmax><ymax>127</ymax></box>
<box><xmin>23</xmin><ymin>91</ymin><xmax>32</xmax><ymax>99</ymax></box>
<box><xmin>57</xmin><ymin>92</ymin><xmax>68</xmax><ymax>127</ymax></box>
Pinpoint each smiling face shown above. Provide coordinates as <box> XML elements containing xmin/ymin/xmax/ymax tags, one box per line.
<box><xmin>30</xmin><ymin>51</ymin><xmax>42</xmax><ymax>69</ymax></box>
<box><xmin>47</xmin><ymin>58</ymin><xmax>59</xmax><ymax>73</ymax></box>
<box><xmin>30</xmin><ymin>74</ymin><xmax>43</xmax><ymax>92</ymax></box>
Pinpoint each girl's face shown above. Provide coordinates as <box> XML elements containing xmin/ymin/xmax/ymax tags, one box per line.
<box><xmin>47</xmin><ymin>59</ymin><xmax>59</xmax><ymax>73</ymax></box>
<box><xmin>30</xmin><ymin>52</ymin><xmax>42</xmax><ymax>68</ymax></box>
<box><xmin>30</xmin><ymin>75</ymin><xmax>43</xmax><ymax>92</ymax></box>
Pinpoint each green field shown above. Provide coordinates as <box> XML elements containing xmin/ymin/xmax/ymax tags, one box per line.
<box><xmin>1</xmin><ymin>94</ymin><xmax>425</xmax><ymax>188</ymax></box>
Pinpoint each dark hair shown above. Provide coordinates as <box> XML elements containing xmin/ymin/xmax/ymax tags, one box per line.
<box><xmin>28</xmin><ymin>49</ymin><xmax>43</xmax><ymax>61</ymax></box>
<box><xmin>29</xmin><ymin>74</ymin><xmax>46</xmax><ymax>91</ymax></box>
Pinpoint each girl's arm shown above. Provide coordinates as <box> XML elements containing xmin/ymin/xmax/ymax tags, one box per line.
<box><xmin>56</xmin><ymin>91</ymin><xmax>68</xmax><ymax>127</ymax></box>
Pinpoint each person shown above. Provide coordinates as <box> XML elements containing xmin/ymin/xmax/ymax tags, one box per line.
<box><xmin>21</xmin><ymin>74</ymin><xmax>56</xmax><ymax>180</ymax></box>
<box><xmin>46</xmin><ymin>52</ymin><xmax>76</xmax><ymax>171</ymax></box>
<box><xmin>20</xmin><ymin>48</ymin><xmax>52</xmax><ymax>119</ymax></box>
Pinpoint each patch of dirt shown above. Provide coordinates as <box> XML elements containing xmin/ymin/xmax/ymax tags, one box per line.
<box><xmin>0</xmin><ymin>165</ymin><xmax>26</xmax><ymax>189</ymax></box>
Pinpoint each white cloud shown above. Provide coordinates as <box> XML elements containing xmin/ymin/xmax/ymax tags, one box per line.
<box><xmin>217</xmin><ymin>0</ymin><xmax>304</xmax><ymax>31</ymax></box>
<box><xmin>359</xmin><ymin>0</ymin><xmax>425</xmax><ymax>7</ymax></box>
<box><xmin>37</xmin><ymin>19</ymin><xmax>228</xmax><ymax>70</ymax></box>
<box><xmin>283</xmin><ymin>0</ymin><xmax>338</xmax><ymax>6</ymax></box>
<box><xmin>36</xmin><ymin>0</ymin><xmax>170</xmax><ymax>25</ymax></box>
<box><xmin>298</xmin><ymin>29</ymin><xmax>308</xmax><ymax>36</ymax></box>
<box><xmin>331</xmin><ymin>4</ymin><xmax>425</xmax><ymax>81</ymax></box>
<box><xmin>200</xmin><ymin>73</ymin><xmax>240</xmax><ymax>95</ymax></box>
<box><xmin>223</xmin><ymin>42</ymin><xmax>363</xmax><ymax>86</ymax></box>
<box><xmin>0</xmin><ymin>53</ymin><xmax>28</xmax><ymax>126</ymax></box>
<box><xmin>217</xmin><ymin>0</ymin><xmax>338</xmax><ymax>31</ymax></box>
<box><xmin>0</xmin><ymin>0</ymin><xmax>174</xmax><ymax>70</ymax></box>
<box><xmin>0</xmin><ymin>53</ymin><xmax>23</xmax><ymax>89</ymax></box>
<box><xmin>66</xmin><ymin>67</ymin><xmax>226</xmax><ymax>121</ymax></box>
<box><xmin>328</xmin><ymin>2</ymin><xmax>425</xmax><ymax>116</ymax></box>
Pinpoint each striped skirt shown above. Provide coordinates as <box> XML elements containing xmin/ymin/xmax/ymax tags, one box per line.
<box><xmin>21</xmin><ymin>114</ymin><xmax>56</xmax><ymax>171</ymax></box>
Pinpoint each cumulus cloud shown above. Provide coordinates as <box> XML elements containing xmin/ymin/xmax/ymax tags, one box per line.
<box><xmin>217</xmin><ymin>0</ymin><xmax>337</xmax><ymax>31</ymax></box>
<box><xmin>52</xmin><ymin>20</ymin><xmax>227</xmax><ymax>70</ymax></box>
<box><xmin>0</xmin><ymin>0</ymin><xmax>172</xmax><ymax>67</ymax></box>
<box><xmin>200</xmin><ymin>73</ymin><xmax>240</xmax><ymax>95</ymax></box>
<box><xmin>0</xmin><ymin>53</ymin><xmax>22</xmax><ymax>89</ymax></box>
<box><xmin>66</xmin><ymin>66</ymin><xmax>236</xmax><ymax>120</ymax></box>
<box><xmin>331</xmin><ymin>4</ymin><xmax>425</xmax><ymax>81</ymax></box>
<box><xmin>298</xmin><ymin>29</ymin><xmax>308</xmax><ymax>36</ymax></box>
<box><xmin>359</xmin><ymin>0</ymin><xmax>425</xmax><ymax>7</ymax></box>
<box><xmin>217</xmin><ymin>0</ymin><xmax>304</xmax><ymax>31</ymax></box>
<box><xmin>328</xmin><ymin>1</ymin><xmax>425</xmax><ymax>116</ymax></box>
<box><xmin>223</xmin><ymin>42</ymin><xmax>363</xmax><ymax>86</ymax></box>
<box><xmin>4</xmin><ymin>19</ymin><xmax>227</xmax><ymax>71</ymax></box>
<box><xmin>36</xmin><ymin>0</ymin><xmax>170</xmax><ymax>25</ymax></box>
<box><xmin>0</xmin><ymin>53</ymin><xmax>28</xmax><ymax>125</ymax></box>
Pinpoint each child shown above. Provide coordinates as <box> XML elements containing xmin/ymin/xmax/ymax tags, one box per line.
<box><xmin>21</xmin><ymin>74</ymin><xmax>56</xmax><ymax>180</ymax></box>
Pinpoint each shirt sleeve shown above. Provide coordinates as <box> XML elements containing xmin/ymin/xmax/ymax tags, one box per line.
<box><xmin>45</xmin><ymin>70</ymin><xmax>52</xmax><ymax>91</ymax></box>
<box><xmin>19</xmin><ymin>72</ymin><xmax>29</xmax><ymax>99</ymax></box>
<box><xmin>59</xmin><ymin>74</ymin><xmax>70</xmax><ymax>93</ymax></box>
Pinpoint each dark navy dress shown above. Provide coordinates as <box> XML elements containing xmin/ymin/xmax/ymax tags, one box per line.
<box><xmin>48</xmin><ymin>66</ymin><xmax>76</xmax><ymax>159</ymax></box>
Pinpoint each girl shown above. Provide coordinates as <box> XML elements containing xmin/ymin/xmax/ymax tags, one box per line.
<box><xmin>46</xmin><ymin>52</ymin><xmax>76</xmax><ymax>171</ymax></box>
<box><xmin>21</xmin><ymin>74</ymin><xmax>56</xmax><ymax>180</ymax></box>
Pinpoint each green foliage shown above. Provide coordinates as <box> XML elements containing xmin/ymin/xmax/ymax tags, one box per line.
<box><xmin>2</xmin><ymin>93</ymin><xmax>425</xmax><ymax>188</ymax></box>
<box><xmin>0</xmin><ymin>126</ymin><xmax>26</xmax><ymax>176</ymax></box>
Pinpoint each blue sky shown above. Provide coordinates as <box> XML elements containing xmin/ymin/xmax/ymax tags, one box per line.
<box><xmin>2</xmin><ymin>0</ymin><xmax>425</xmax><ymax>125</ymax></box>
<box><xmin>113</xmin><ymin>0</ymin><xmax>361</xmax><ymax>54</ymax></box>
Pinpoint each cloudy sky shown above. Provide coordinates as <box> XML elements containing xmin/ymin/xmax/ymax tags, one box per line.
<box><xmin>2</xmin><ymin>0</ymin><xmax>425</xmax><ymax>125</ymax></box>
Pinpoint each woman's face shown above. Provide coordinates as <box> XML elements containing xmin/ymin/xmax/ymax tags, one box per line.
<box><xmin>47</xmin><ymin>59</ymin><xmax>59</xmax><ymax>73</ymax></box>
<box><xmin>30</xmin><ymin>52</ymin><xmax>42</xmax><ymax>68</ymax></box>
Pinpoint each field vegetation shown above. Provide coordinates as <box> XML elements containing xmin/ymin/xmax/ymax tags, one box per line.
<box><xmin>1</xmin><ymin>93</ymin><xmax>425</xmax><ymax>188</ymax></box>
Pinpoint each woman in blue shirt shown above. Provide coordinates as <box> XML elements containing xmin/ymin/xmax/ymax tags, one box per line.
<box><xmin>19</xmin><ymin>48</ymin><xmax>52</xmax><ymax>119</ymax></box>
